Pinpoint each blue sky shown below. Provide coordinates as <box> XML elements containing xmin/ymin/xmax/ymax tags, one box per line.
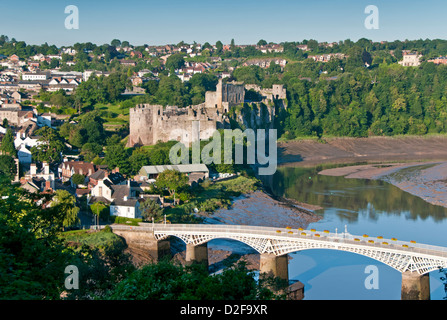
<box><xmin>1</xmin><ymin>0</ymin><xmax>446</xmax><ymax>46</ymax></box>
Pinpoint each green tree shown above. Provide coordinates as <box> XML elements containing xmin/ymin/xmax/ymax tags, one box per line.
<box><xmin>108</xmin><ymin>260</ymin><xmax>286</xmax><ymax>300</ymax></box>
<box><xmin>52</xmin><ymin>189</ymin><xmax>81</xmax><ymax>229</ymax></box>
<box><xmin>257</xmin><ymin>39</ymin><xmax>267</xmax><ymax>46</ymax></box>
<box><xmin>0</xmin><ymin>128</ymin><xmax>17</xmax><ymax>158</ymax></box>
<box><xmin>90</xmin><ymin>201</ymin><xmax>110</xmax><ymax>222</ymax></box>
<box><xmin>0</xmin><ymin>154</ymin><xmax>17</xmax><ymax>180</ymax></box>
<box><xmin>0</xmin><ymin>177</ymin><xmax>75</xmax><ymax>299</ymax></box>
<box><xmin>31</xmin><ymin>127</ymin><xmax>66</xmax><ymax>164</ymax></box>
<box><xmin>155</xmin><ymin>169</ymin><xmax>188</xmax><ymax>196</ymax></box>
<box><xmin>110</xmin><ymin>39</ymin><xmax>121</xmax><ymax>47</ymax></box>
<box><xmin>165</xmin><ymin>53</ymin><xmax>185</xmax><ymax>72</ymax></box>
<box><xmin>140</xmin><ymin>198</ymin><xmax>163</xmax><ymax>221</ymax></box>
<box><xmin>71</xmin><ymin>173</ymin><xmax>85</xmax><ymax>186</ymax></box>
<box><xmin>105</xmin><ymin>143</ymin><xmax>131</xmax><ymax>175</ymax></box>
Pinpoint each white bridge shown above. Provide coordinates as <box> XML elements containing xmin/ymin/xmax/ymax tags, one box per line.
<box><xmin>112</xmin><ymin>223</ymin><xmax>447</xmax><ymax>275</ymax></box>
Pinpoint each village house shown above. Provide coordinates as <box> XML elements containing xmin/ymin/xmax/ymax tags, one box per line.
<box><xmin>23</xmin><ymin>162</ymin><xmax>56</xmax><ymax>191</ymax></box>
<box><xmin>89</xmin><ymin>177</ymin><xmax>143</xmax><ymax>219</ymax></box>
<box><xmin>398</xmin><ymin>52</ymin><xmax>422</xmax><ymax>67</ymax></box>
<box><xmin>59</xmin><ymin>160</ymin><xmax>97</xmax><ymax>184</ymax></box>
<box><xmin>138</xmin><ymin>164</ymin><xmax>209</xmax><ymax>185</ymax></box>
<box><xmin>130</xmin><ymin>51</ymin><xmax>143</xmax><ymax>59</ymax></box>
<box><xmin>119</xmin><ymin>59</ymin><xmax>137</xmax><ymax>67</ymax></box>
<box><xmin>22</xmin><ymin>71</ymin><xmax>50</xmax><ymax>81</ymax></box>
<box><xmin>428</xmin><ymin>57</ymin><xmax>447</xmax><ymax>65</ymax></box>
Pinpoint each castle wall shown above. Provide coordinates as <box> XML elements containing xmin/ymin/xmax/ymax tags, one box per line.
<box><xmin>127</xmin><ymin>104</ymin><xmax>224</xmax><ymax>147</ymax></box>
<box><xmin>127</xmin><ymin>81</ymin><xmax>285</xmax><ymax>148</ymax></box>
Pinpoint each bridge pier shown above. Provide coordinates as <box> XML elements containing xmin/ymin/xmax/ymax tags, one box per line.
<box><xmin>260</xmin><ymin>253</ymin><xmax>289</xmax><ymax>282</ymax></box>
<box><xmin>112</xmin><ymin>229</ymin><xmax>171</xmax><ymax>262</ymax></box>
<box><xmin>185</xmin><ymin>243</ymin><xmax>209</xmax><ymax>267</ymax></box>
<box><xmin>401</xmin><ymin>271</ymin><xmax>430</xmax><ymax>300</ymax></box>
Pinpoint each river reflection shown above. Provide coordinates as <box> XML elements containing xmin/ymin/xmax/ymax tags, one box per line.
<box><xmin>260</xmin><ymin>163</ymin><xmax>447</xmax><ymax>299</ymax></box>
<box><xmin>266</xmin><ymin>164</ymin><xmax>447</xmax><ymax>224</ymax></box>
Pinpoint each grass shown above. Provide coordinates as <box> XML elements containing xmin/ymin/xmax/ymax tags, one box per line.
<box><xmin>60</xmin><ymin>228</ymin><xmax>123</xmax><ymax>250</ymax></box>
<box><xmin>165</xmin><ymin>175</ymin><xmax>261</xmax><ymax>223</ymax></box>
<box><xmin>93</xmin><ymin>102</ymin><xmax>130</xmax><ymax>128</ymax></box>
<box><xmin>110</xmin><ymin>216</ymin><xmax>142</xmax><ymax>226</ymax></box>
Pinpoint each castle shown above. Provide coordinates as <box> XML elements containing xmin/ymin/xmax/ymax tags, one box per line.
<box><xmin>126</xmin><ymin>79</ymin><xmax>286</xmax><ymax>147</ymax></box>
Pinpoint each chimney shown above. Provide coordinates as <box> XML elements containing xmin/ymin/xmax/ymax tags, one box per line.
<box><xmin>45</xmin><ymin>180</ymin><xmax>51</xmax><ymax>191</ymax></box>
<box><xmin>123</xmin><ymin>195</ymin><xmax>128</xmax><ymax>201</ymax></box>
<box><xmin>88</xmin><ymin>168</ymin><xmax>93</xmax><ymax>176</ymax></box>
<box><xmin>30</xmin><ymin>163</ymin><xmax>37</xmax><ymax>175</ymax></box>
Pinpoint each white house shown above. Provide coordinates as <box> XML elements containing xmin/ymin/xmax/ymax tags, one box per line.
<box><xmin>110</xmin><ymin>196</ymin><xmax>142</xmax><ymax>219</ymax></box>
<box><xmin>17</xmin><ymin>144</ymin><xmax>32</xmax><ymax>164</ymax></box>
<box><xmin>25</xmin><ymin>162</ymin><xmax>55</xmax><ymax>190</ymax></box>
<box><xmin>14</xmin><ymin>132</ymin><xmax>41</xmax><ymax>149</ymax></box>
<box><xmin>22</xmin><ymin>72</ymin><xmax>49</xmax><ymax>81</ymax></box>
<box><xmin>36</xmin><ymin>113</ymin><xmax>53</xmax><ymax>128</ymax></box>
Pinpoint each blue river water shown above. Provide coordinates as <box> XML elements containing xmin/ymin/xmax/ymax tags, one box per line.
<box><xmin>209</xmin><ymin>163</ymin><xmax>447</xmax><ymax>300</ymax></box>
<box><xmin>272</xmin><ymin>164</ymin><xmax>447</xmax><ymax>300</ymax></box>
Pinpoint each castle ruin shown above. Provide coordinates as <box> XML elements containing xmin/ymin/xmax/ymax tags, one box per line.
<box><xmin>126</xmin><ymin>79</ymin><xmax>286</xmax><ymax>147</ymax></box>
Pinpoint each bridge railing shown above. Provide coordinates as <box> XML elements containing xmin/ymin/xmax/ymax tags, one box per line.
<box><xmin>105</xmin><ymin>223</ymin><xmax>447</xmax><ymax>259</ymax></box>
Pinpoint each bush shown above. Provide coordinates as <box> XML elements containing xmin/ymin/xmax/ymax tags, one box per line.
<box><xmin>110</xmin><ymin>216</ymin><xmax>142</xmax><ymax>226</ymax></box>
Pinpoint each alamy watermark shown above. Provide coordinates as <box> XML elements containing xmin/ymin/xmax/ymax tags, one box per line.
<box><xmin>64</xmin><ymin>265</ymin><xmax>79</xmax><ymax>290</ymax></box>
<box><xmin>65</xmin><ymin>5</ymin><xmax>79</xmax><ymax>30</ymax></box>
<box><xmin>364</xmin><ymin>5</ymin><xmax>379</xmax><ymax>30</ymax></box>
<box><xmin>169</xmin><ymin>128</ymin><xmax>278</xmax><ymax>176</ymax></box>
<box><xmin>364</xmin><ymin>265</ymin><xmax>379</xmax><ymax>290</ymax></box>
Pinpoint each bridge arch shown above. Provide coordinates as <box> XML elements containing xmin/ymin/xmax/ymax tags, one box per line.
<box><xmin>154</xmin><ymin>231</ymin><xmax>447</xmax><ymax>275</ymax></box>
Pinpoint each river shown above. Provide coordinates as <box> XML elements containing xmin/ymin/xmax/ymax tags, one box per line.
<box><xmin>208</xmin><ymin>162</ymin><xmax>447</xmax><ymax>300</ymax></box>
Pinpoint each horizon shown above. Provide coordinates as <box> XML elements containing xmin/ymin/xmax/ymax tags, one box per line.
<box><xmin>1</xmin><ymin>0</ymin><xmax>446</xmax><ymax>47</ymax></box>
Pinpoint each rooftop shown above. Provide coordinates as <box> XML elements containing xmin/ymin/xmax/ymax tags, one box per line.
<box><xmin>140</xmin><ymin>164</ymin><xmax>209</xmax><ymax>175</ymax></box>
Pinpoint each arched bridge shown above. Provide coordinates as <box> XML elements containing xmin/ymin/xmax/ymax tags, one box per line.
<box><xmin>110</xmin><ymin>223</ymin><xmax>447</xmax><ymax>275</ymax></box>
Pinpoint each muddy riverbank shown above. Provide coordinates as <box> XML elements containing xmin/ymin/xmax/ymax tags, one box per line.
<box><xmin>278</xmin><ymin>136</ymin><xmax>447</xmax><ymax>167</ymax></box>
<box><xmin>318</xmin><ymin>161</ymin><xmax>447</xmax><ymax>209</ymax></box>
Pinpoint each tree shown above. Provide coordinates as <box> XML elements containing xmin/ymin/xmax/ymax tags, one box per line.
<box><xmin>0</xmin><ymin>176</ymin><xmax>74</xmax><ymax>299</ymax></box>
<box><xmin>31</xmin><ymin>127</ymin><xmax>66</xmax><ymax>164</ymax></box>
<box><xmin>362</xmin><ymin>50</ymin><xmax>373</xmax><ymax>66</ymax></box>
<box><xmin>110</xmin><ymin>39</ymin><xmax>121</xmax><ymax>47</ymax></box>
<box><xmin>155</xmin><ymin>169</ymin><xmax>188</xmax><ymax>196</ymax></box>
<box><xmin>140</xmin><ymin>198</ymin><xmax>163</xmax><ymax>221</ymax></box>
<box><xmin>129</xmin><ymin>148</ymin><xmax>151</xmax><ymax>175</ymax></box>
<box><xmin>108</xmin><ymin>260</ymin><xmax>286</xmax><ymax>300</ymax></box>
<box><xmin>0</xmin><ymin>128</ymin><xmax>17</xmax><ymax>158</ymax></box>
<box><xmin>90</xmin><ymin>201</ymin><xmax>110</xmax><ymax>222</ymax></box>
<box><xmin>51</xmin><ymin>189</ymin><xmax>81</xmax><ymax>229</ymax></box>
<box><xmin>0</xmin><ymin>154</ymin><xmax>17</xmax><ymax>180</ymax></box>
<box><xmin>257</xmin><ymin>39</ymin><xmax>267</xmax><ymax>46</ymax></box>
<box><xmin>105</xmin><ymin>143</ymin><xmax>131</xmax><ymax>175</ymax></box>
<box><xmin>71</xmin><ymin>173</ymin><xmax>85</xmax><ymax>186</ymax></box>
<box><xmin>165</xmin><ymin>53</ymin><xmax>185</xmax><ymax>72</ymax></box>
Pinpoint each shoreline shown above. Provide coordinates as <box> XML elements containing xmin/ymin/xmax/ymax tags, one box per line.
<box><xmin>277</xmin><ymin>135</ymin><xmax>447</xmax><ymax>167</ymax></box>
<box><xmin>275</xmin><ymin>136</ymin><xmax>447</xmax><ymax>210</ymax></box>
<box><xmin>317</xmin><ymin>161</ymin><xmax>447</xmax><ymax>209</ymax></box>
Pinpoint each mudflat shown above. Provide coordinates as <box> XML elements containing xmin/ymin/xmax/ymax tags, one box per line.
<box><xmin>278</xmin><ymin>136</ymin><xmax>447</xmax><ymax>167</ymax></box>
